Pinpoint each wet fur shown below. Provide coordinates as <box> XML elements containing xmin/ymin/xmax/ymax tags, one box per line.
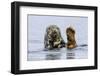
<box><xmin>44</xmin><ymin>25</ymin><xmax>65</xmax><ymax>49</ymax></box>
<box><xmin>66</xmin><ymin>27</ymin><xmax>77</xmax><ymax>49</ymax></box>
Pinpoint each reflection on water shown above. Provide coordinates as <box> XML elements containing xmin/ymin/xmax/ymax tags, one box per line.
<box><xmin>27</xmin><ymin>45</ymin><xmax>88</xmax><ymax>61</ymax></box>
<box><xmin>46</xmin><ymin>53</ymin><xmax>61</xmax><ymax>60</ymax></box>
<box><xmin>66</xmin><ymin>50</ymin><xmax>75</xmax><ymax>59</ymax></box>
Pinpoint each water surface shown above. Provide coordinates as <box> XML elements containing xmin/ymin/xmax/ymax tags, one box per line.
<box><xmin>27</xmin><ymin>43</ymin><xmax>88</xmax><ymax>61</ymax></box>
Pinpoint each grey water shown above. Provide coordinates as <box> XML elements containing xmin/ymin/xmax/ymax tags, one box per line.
<box><xmin>27</xmin><ymin>42</ymin><xmax>88</xmax><ymax>61</ymax></box>
<box><xmin>27</xmin><ymin>15</ymin><xmax>88</xmax><ymax>61</ymax></box>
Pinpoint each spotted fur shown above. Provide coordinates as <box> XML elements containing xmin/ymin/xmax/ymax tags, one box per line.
<box><xmin>44</xmin><ymin>25</ymin><xmax>65</xmax><ymax>49</ymax></box>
